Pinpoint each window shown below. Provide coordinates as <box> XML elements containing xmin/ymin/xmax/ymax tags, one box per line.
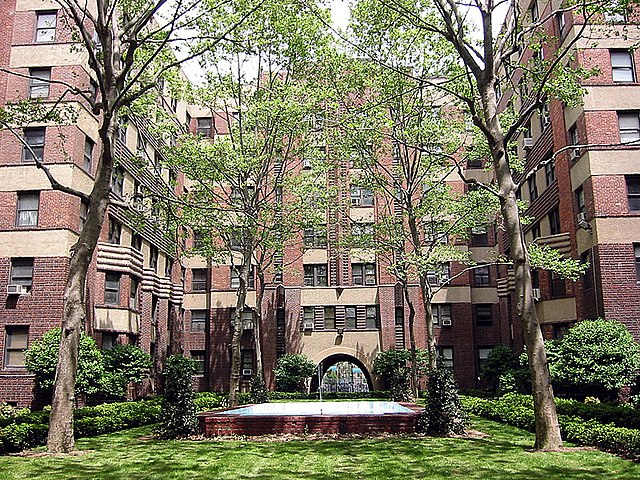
<box><xmin>241</xmin><ymin>350</ymin><xmax>254</xmax><ymax>376</ymax></box>
<box><xmin>618</xmin><ymin>112</ymin><xmax>640</xmax><ymax>143</ymax></box>
<box><xmin>611</xmin><ymin>50</ymin><xmax>634</xmax><ymax>82</ymax></box>
<box><xmin>104</xmin><ymin>272</ymin><xmax>120</xmax><ymax>305</ymax></box>
<box><xmin>544</xmin><ymin>159</ymin><xmax>556</xmax><ymax>186</ymax></box>
<box><xmin>433</xmin><ymin>304</ymin><xmax>452</xmax><ymax>326</ymax></box>
<box><xmin>470</xmin><ymin>225</ymin><xmax>489</xmax><ymax>246</ymax></box>
<box><xmin>529</xmin><ymin>1</ymin><xmax>539</xmax><ymax>22</ymax></box>
<box><xmin>129</xmin><ymin>276</ymin><xmax>139</xmax><ymax>309</ymax></box>
<box><xmin>190</xmin><ymin>310</ymin><xmax>207</xmax><ymax>332</ymax></box>
<box><xmin>136</xmin><ymin>132</ymin><xmax>147</xmax><ymax>159</ymax></box>
<box><xmin>10</xmin><ymin>258</ymin><xmax>33</xmax><ymax>292</ymax></box>
<box><xmin>29</xmin><ymin>68</ymin><xmax>50</xmax><ymax>98</ymax></box>
<box><xmin>549</xmin><ymin>207</ymin><xmax>561</xmax><ymax>235</ymax></box>
<box><xmin>350</xmin><ymin>185</ymin><xmax>374</xmax><ymax>206</ymax></box>
<box><xmin>352</xmin><ymin>263</ymin><xmax>376</xmax><ymax>285</ymax></box>
<box><xmin>352</xmin><ymin>222</ymin><xmax>374</xmax><ymax>238</ymax></box>
<box><xmin>568</xmin><ymin>125</ymin><xmax>580</xmax><ymax>161</ymax></box>
<box><xmin>84</xmin><ymin>137</ymin><xmax>94</xmax><ymax>171</ymax></box>
<box><xmin>191</xmin><ymin>350</ymin><xmax>205</xmax><ymax>374</ymax></box>
<box><xmin>108</xmin><ymin>218</ymin><xmax>121</xmax><ymax>244</ymax></box>
<box><xmin>581</xmin><ymin>251</ymin><xmax>593</xmax><ymax>290</ymax></box>
<box><xmin>116</xmin><ymin>123</ymin><xmax>127</xmax><ymax>142</ymax></box>
<box><xmin>436</xmin><ymin>347</ymin><xmax>453</xmax><ymax>369</ymax></box>
<box><xmin>427</xmin><ymin>264</ymin><xmax>450</xmax><ymax>286</ymax></box>
<box><xmin>528</xmin><ymin>175</ymin><xmax>538</xmax><ymax>202</ymax></box>
<box><xmin>550</xmin><ymin>271</ymin><xmax>566</xmax><ymax>297</ymax></box>
<box><xmin>16</xmin><ymin>192</ymin><xmax>39</xmax><ymax>227</ymax></box>
<box><xmin>474</xmin><ymin>265</ymin><xmax>490</xmax><ymax>286</ymax></box>
<box><xmin>22</xmin><ymin>128</ymin><xmax>45</xmax><ymax>163</ymax></box>
<box><xmin>575</xmin><ymin>187</ymin><xmax>585</xmax><ymax>214</ymax></box>
<box><xmin>365</xmin><ymin>306</ymin><xmax>379</xmax><ymax>329</ymax></box>
<box><xmin>35</xmin><ymin>12</ymin><xmax>57</xmax><ymax>43</ymax></box>
<box><xmin>230</xmin><ymin>267</ymin><xmax>255</xmax><ymax>289</ymax></box>
<box><xmin>192</xmin><ymin>269</ymin><xmax>207</xmax><ymax>292</ymax></box>
<box><xmin>193</xmin><ymin>231</ymin><xmax>205</xmax><ymax>249</ymax></box>
<box><xmin>303</xmin><ymin>306</ymin><xmax>314</xmax><ymax>329</ymax></box>
<box><xmin>110</xmin><ymin>166</ymin><xmax>124</xmax><ymax>196</ymax></box>
<box><xmin>475</xmin><ymin>304</ymin><xmax>493</xmax><ymax>326</ymax></box>
<box><xmin>556</xmin><ymin>12</ymin><xmax>566</xmax><ymax>36</ymax></box>
<box><xmin>4</xmin><ymin>326</ymin><xmax>29</xmax><ymax>368</ymax></box>
<box><xmin>131</xmin><ymin>234</ymin><xmax>142</xmax><ymax>252</ymax></box>
<box><xmin>531</xmin><ymin>222</ymin><xmax>541</xmax><ymax>239</ymax></box>
<box><xmin>345</xmin><ymin>307</ymin><xmax>356</xmax><ymax>329</ymax></box>
<box><xmin>540</xmin><ymin>103</ymin><xmax>550</xmax><ymax>129</ymax></box>
<box><xmin>627</xmin><ymin>176</ymin><xmax>640</xmax><ymax>210</ymax></box>
<box><xmin>395</xmin><ymin>307</ymin><xmax>405</xmax><ymax>349</ymax></box>
<box><xmin>478</xmin><ymin>348</ymin><xmax>493</xmax><ymax>370</ymax></box>
<box><xmin>635</xmin><ymin>244</ymin><xmax>640</xmax><ymax>282</ymax></box>
<box><xmin>304</xmin><ymin>264</ymin><xmax>327</xmax><ymax>286</ymax></box>
<box><xmin>303</xmin><ymin>225</ymin><xmax>327</xmax><ymax>248</ymax></box>
<box><xmin>196</xmin><ymin>118</ymin><xmax>212</xmax><ymax>137</ymax></box>
<box><xmin>231</xmin><ymin>309</ymin><xmax>254</xmax><ymax>330</ymax></box>
<box><xmin>324</xmin><ymin>306</ymin><xmax>335</xmax><ymax>330</ymax></box>
<box><xmin>149</xmin><ymin>246</ymin><xmax>158</xmax><ymax>272</ymax></box>
<box><xmin>79</xmin><ymin>199</ymin><xmax>89</xmax><ymax>232</ymax></box>
<box><xmin>102</xmin><ymin>333</ymin><xmax>118</xmax><ymax>350</ymax></box>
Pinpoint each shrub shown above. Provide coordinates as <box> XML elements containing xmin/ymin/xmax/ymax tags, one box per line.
<box><xmin>480</xmin><ymin>345</ymin><xmax>519</xmax><ymax>392</ymax></box>
<box><xmin>274</xmin><ymin>354</ymin><xmax>316</xmax><ymax>393</ymax></box>
<box><xmin>194</xmin><ymin>392</ymin><xmax>228</xmax><ymax>412</ymax></box>
<box><xmin>419</xmin><ymin>365</ymin><xmax>466</xmax><ymax>435</ymax></box>
<box><xmin>0</xmin><ymin>423</ymin><xmax>48</xmax><ymax>454</ymax></box>
<box><xmin>157</xmin><ymin>355</ymin><xmax>198</xmax><ymax>438</ymax></box>
<box><xmin>373</xmin><ymin>349</ymin><xmax>428</xmax><ymax>401</ymax></box>
<box><xmin>101</xmin><ymin>344</ymin><xmax>152</xmax><ymax>399</ymax></box>
<box><xmin>249</xmin><ymin>375</ymin><xmax>269</xmax><ymax>404</ymax></box>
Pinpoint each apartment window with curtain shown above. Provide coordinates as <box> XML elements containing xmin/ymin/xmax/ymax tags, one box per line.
<box><xmin>104</xmin><ymin>272</ymin><xmax>120</xmax><ymax>305</ymax></box>
<box><xmin>618</xmin><ymin>112</ymin><xmax>640</xmax><ymax>143</ymax></box>
<box><xmin>352</xmin><ymin>263</ymin><xmax>376</xmax><ymax>285</ymax></box>
<box><xmin>304</xmin><ymin>264</ymin><xmax>327</xmax><ymax>286</ymax></box>
<box><xmin>35</xmin><ymin>12</ymin><xmax>57</xmax><ymax>43</ymax></box>
<box><xmin>611</xmin><ymin>50</ymin><xmax>634</xmax><ymax>82</ymax></box>
<box><xmin>16</xmin><ymin>192</ymin><xmax>39</xmax><ymax>227</ymax></box>
<box><xmin>22</xmin><ymin>128</ymin><xmax>45</xmax><ymax>163</ymax></box>
<box><xmin>4</xmin><ymin>326</ymin><xmax>29</xmax><ymax>368</ymax></box>
<box><xmin>29</xmin><ymin>68</ymin><xmax>50</xmax><ymax>98</ymax></box>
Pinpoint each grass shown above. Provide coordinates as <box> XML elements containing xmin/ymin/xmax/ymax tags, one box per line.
<box><xmin>1</xmin><ymin>417</ymin><xmax>639</xmax><ymax>479</ymax></box>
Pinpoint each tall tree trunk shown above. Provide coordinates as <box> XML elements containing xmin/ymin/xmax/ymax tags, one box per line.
<box><xmin>481</xmin><ymin>85</ymin><xmax>563</xmax><ymax>450</ymax></box>
<box><xmin>47</xmin><ymin>121</ymin><xmax>114</xmax><ymax>453</ymax></box>
<box><xmin>401</xmin><ymin>280</ymin><xmax>417</xmax><ymax>400</ymax></box>
<box><xmin>253</xmin><ymin>271</ymin><xmax>265</xmax><ymax>381</ymax></box>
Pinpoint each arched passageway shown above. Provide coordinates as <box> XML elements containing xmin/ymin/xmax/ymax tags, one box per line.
<box><xmin>309</xmin><ymin>353</ymin><xmax>374</xmax><ymax>393</ymax></box>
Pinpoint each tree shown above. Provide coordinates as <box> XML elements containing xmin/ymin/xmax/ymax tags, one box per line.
<box><xmin>0</xmin><ymin>0</ymin><xmax>255</xmax><ymax>452</ymax></box>
<box><xmin>347</xmin><ymin>0</ymin><xmax>599</xmax><ymax>449</ymax></box>
<box><xmin>480</xmin><ymin>345</ymin><xmax>520</xmax><ymax>393</ymax></box>
<box><xmin>274</xmin><ymin>353</ymin><xmax>316</xmax><ymax>393</ymax></box>
<box><xmin>166</xmin><ymin>0</ymin><xmax>333</xmax><ymax>406</ymax></box>
<box><xmin>101</xmin><ymin>344</ymin><xmax>152</xmax><ymax>400</ymax></box>
<box><xmin>420</xmin><ymin>363</ymin><xmax>467</xmax><ymax>436</ymax></box>
<box><xmin>549</xmin><ymin>319</ymin><xmax>640</xmax><ymax>399</ymax></box>
<box><xmin>373</xmin><ymin>349</ymin><xmax>429</xmax><ymax>401</ymax></box>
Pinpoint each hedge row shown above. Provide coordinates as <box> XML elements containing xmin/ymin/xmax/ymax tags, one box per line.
<box><xmin>462</xmin><ymin>396</ymin><xmax>640</xmax><ymax>461</ymax></box>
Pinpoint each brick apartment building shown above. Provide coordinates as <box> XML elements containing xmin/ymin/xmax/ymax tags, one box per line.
<box><xmin>1</xmin><ymin>0</ymin><xmax>639</xmax><ymax>407</ymax></box>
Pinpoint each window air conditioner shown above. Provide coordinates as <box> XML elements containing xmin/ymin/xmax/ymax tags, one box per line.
<box><xmin>441</xmin><ymin>318</ymin><xmax>452</xmax><ymax>327</ymax></box>
<box><xmin>243</xmin><ymin>321</ymin><xmax>254</xmax><ymax>330</ymax></box>
<box><xmin>523</xmin><ymin>137</ymin><xmax>534</xmax><ymax>150</ymax></box>
<box><xmin>302</xmin><ymin>158</ymin><xmax>312</xmax><ymax>169</ymax></box>
<box><xmin>351</xmin><ymin>197</ymin><xmax>361</xmax><ymax>207</ymax></box>
<box><xmin>570</xmin><ymin>148</ymin><xmax>580</xmax><ymax>160</ymax></box>
<box><xmin>303</xmin><ymin>321</ymin><xmax>315</xmax><ymax>331</ymax></box>
<box><xmin>532</xmin><ymin>288</ymin><xmax>541</xmax><ymax>301</ymax></box>
<box><xmin>242</xmin><ymin>369</ymin><xmax>253</xmax><ymax>376</ymax></box>
<box><xmin>577</xmin><ymin>212</ymin><xmax>587</xmax><ymax>223</ymax></box>
<box><xmin>6</xmin><ymin>284</ymin><xmax>27</xmax><ymax>295</ymax></box>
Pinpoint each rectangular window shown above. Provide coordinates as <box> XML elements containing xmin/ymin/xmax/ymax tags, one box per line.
<box><xmin>627</xmin><ymin>176</ymin><xmax>640</xmax><ymax>211</ymax></box>
<box><xmin>575</xmin><ymin>187</ymin><xmax>585</xmax><ymax>214</ymax></box>
<box><xmin>635</xmin><ymin>244</ymin><xmax>640</xmax><ymax>282</ymax></box>
<box><xmin>108</xmin><ymin>218</ymin><xmax>121</xmax><ymax>244</ymax></box>
<box><xmin>22</xmin><ymin>128</ymin><xmax>45</xmax><ymax>163</ymax></box>
<box><xmin>619</xmin><ymin>112</ymin><xmax>640</xmax><ymax>143</ymax></box>
<box><xmin>528</xmin><ymin>175</ymin><xmax>538</xmax><ymax>202</ymax></box>
<box><xmin>129</xmin><ymin>276</ymin><xmax>139</xmax><ymax>310</ymax></box>
<box><xmin>35</xmin><ymin>12</ymin><xmax>57</xmax><ymax>43</ymax></box>
<box><xmin>190</xmin><ymin>310</ymin><xmax>207</xmax><ymax>332</ymax></box>
<box><xmin>10</xmin><ymin>258</ymin><xmax>33</xmax><ymax>292</ymax></box>
<box><xmin>303</xmin><ymin>225</ymin><xmax>327</xmax><ymax>248</ymax></box>
<box><xmin>531</xmin><ymin>222</ymin><xmax>541</xmax><ymax>239</ymax></box>
<box><xmin>365</xmin><ymin>306</ymin><xmax>379</xmax><ymax>329</ymax></box>
<box><xmin>611</xmin><ymin>50</ymin><xmax>634</xmax><ymax>82</ymax></box>
<box><xmin>84</xmin><ymin>137</ymin><xmax>94</xmax><ymax>171</ymax></box>
<box><xmin>550</xmin><ymin>271</ymin><xmax>566</xmax><ymax>297</ymax></box>
<box><xmin>102</xmin><ymin>333</ymin><xmax>118</xmax><ymax>350</ymax></box>
<box><xmin>345</xmin><ymin>306</ymin><xmax>356</xmax><ymax>329</ymax></box>
<box><xmin>324</xmin><ymin>306</ymin><xmax>335</xmax><ymax>330</ymax></box>
<box><xmin>350</xmin><ymin>185</ymin><xmax>374</xmax><ymax>206</ymax></box>
<box><xmin>231</xmin><ymin>309</ymin><xmax>254</xmax><ymax>330</ymax></box>
<box><xmin>304</xmin><ymin>264</ymin><xmax>327</xmax><ymax>286</ymax></box>
<box><xmin>474</xmin><ymin>265</ymin><xmax>490</xmax><ymax>286</ymax></box>
<box><xmin>241</xmin><ymin>350</ymin><xmax>254</xmax><ymax>375</ymax></box>
<box><xmin>29</xmin><ymin>68</ymin><xmax>50</xmax><ymax>98</ymax></box>
<box><xmin>352</xmin><ymin>263</ymin><xmax>376</xmax><ymax>285</ymax></box>
<box><xmin>192</xmin><ymin>268</ymin><xmax>207</xmax><ymax>292</ymax></box>
<box><xmin>303</xmin><ymin>306</ymin><xmax>314</xmax><ymax>329</ymax></box>
<box><xmin>149</xmin><ymin>246</ymin><xmax>158</xmax><ymax>272</ymax></box>
<box><xmin>540</xmin><ymin>103</ymin><xmax>550</xmax><ymax>129</ymax></box>
<box><xmin>4</xmin><ymin>326</ymin><xmax>29</xmax><ymax>368</ymax></box>
<box><xmin>190</xmin><ymin>350</ymin><xmax>205</xmax><ymax>374</ymax></box>
<box><xmin>230</xmin><ymin>267</ymin><xmax>255</xmax><ymax>289</ymax></box>
<box><xmin>433</xmin><ymin>304</ymin><xmax>452</xmax><ymax>326</ymax></box>
<box><xmin>436</xmin><ymin>347</ymin><xmax>453</xmax><ymax>369</ymax></box>
<box><xmin>544</xmin><ymin>159</ymin><xmax>556</xmax><ymax>186</ymax></box>
<box><xmin>110</xmin><ymin>166</ymin><xmax>124</xmax><ymax>196</ymax></box>
<box><xmin>470</xmin><ymin>225</ymin><xmax>489</xmax><ymax>246</ymax></box>
<box><xmin>394</xmin><ymin>307</ymin><xmax>405</xmax><ymax>349</ymax></box>
<box><xmin>136</xmin><ymin>132</ymin><xmax>147</xmax><ymax>159</ymax></box>
<box><xmin>581</xmin><ymin>251</ymin><xmax>593</xmax><ymax>290</ymax></box>
<box><xmin>104</xmin><ymin>272</ymin><xmax>120</xmax><ymax>305</ymax></box>
<box><xmin>549</xmin><ymin>207</ymin><xmax>561</xmax><ymax>235</ymax></box>
<box><xmin>196</xmin><ymin>118</ymin><xmax>212</xmax><ymax>137</ymax></box>
<box><xmin>478</xmin><ymin>348</ymin><xmax>493</xmax><ymax>370</ymax></box>
<box><xmin>475</xmin><ymin>304</ymin><xmax>493</xmax><ymax>326</ymax></box>
<box><xmin>16</xmin><ymin>192</ymin><xmax>39</xmax><ymax>227</ymax></box>
<box><xmin>568</xmin><ymin>125</ymin><xmax>580</xmax><ymax>161</ymax></box>
<box><xmin>556</xmin><ymin>12</ymin><xmax>566</xmax><ymax>36</ymax></box>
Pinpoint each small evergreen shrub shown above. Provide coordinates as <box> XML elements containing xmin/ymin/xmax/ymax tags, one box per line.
<box><xmin>419</xmin><ymin>365</ymin><xmax>466</xmax><ymax>435</ymax></box>
<box><xmin>249</xmin><ymin>375</ymin><xmax>269</xmax><ymax>404</ymax></box>
<box><xmin>157</xmin><ymin>355</ymin><xmax>198</xmax><ymax>438</ymax></box>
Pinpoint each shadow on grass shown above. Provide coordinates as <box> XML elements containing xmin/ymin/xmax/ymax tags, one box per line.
<box><xmin>2</xmin><ymin>418</ymin><xmax>639</xmax><ymax>480</ymax></box>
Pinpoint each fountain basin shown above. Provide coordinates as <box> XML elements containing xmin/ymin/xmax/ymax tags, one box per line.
<box><xmin>198</xmin><ymin>401</ymin><xmax>423</xmax><ymax>436</ymax></box>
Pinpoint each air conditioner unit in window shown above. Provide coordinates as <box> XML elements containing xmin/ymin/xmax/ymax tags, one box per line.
<box><xmin>6</xmin><ymin>284</ymin><xmax>27</xmax><ymax>295</ymax></box>
<box><xmin>577</xmin><ymin>212</ymin><xmax>587</xmax><ymax>223</ymax></box>
<box><xmin>302</xmin><ymin>158</ymin><xmax>312</xmax><ymax>169</ymax></box>
<box><xmin>523</xmin><ymin>137</ymin><xmax>534</xmax><ymax>149</ymax></box>
<box><xmin>243</xmin><ymin>321</ymin><xmax>254</xmax><ymax>330</ymax></box>
<box><xmin>351</xmin><ymin>197</ymin><xmax>361</xmax><ymax>207</ymax></box>
<box><xmin>242</xmin><ymin>369</ymin><xmax>253</xmax><ymax>376</ymax></box>
<box><xmin>570</xmin><ymin>148</ymin><xmax>580</xmax><ymax>160</ymax></box>
<box><xmin>441</xmin><ymin>318</ymin><xmax>452</xmax><ymax>327</ymax></box>
<box><xmin>303</xmin><ymin>321</ymin><xmax>314</xmax><ymax>331</ymax></box>
<box><xmin>532</xmin><ymin>288</ymin><xmax>541</xmax><ymax>301</ymax></box>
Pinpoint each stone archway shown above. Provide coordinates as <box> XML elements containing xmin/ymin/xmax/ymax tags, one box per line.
<box><xmin>309</xmin><ymin>352</ymin><xmax>375</xmax><ymax>393</ymax></box>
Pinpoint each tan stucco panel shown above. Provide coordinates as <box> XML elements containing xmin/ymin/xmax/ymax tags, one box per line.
<box><xmin>301</xmin><ymin>331</ymin><xmax>382</xmax><ymax>373</ymax></box>
<box><xmin>303</xmin><ymin>249</ymin><xmax>327</xmax><ymax>264</ymax></box>
<box><xmin>593</xmin><ymin>217</ymin><xmax>640</xmax><ymax>244</ymax></box>
<box><xmin>1</xmin><ymin>164</ymin><xmax>93</xmax><ymax>194</ymax></box>
<box><xmin>181</xmin><ymin>256</ymin><xmax>208</xmax><ymax>269</ymax></box>
<box><xmin>349</xmin><ymin>248</ymin><xmax>376</xmax><ymax>263</ymax></box>
<box><xmin>16</xmin><ymin>0</ymin><xmax>59</xmax><ymax>11</ymax></box>
<box><xmin>0</xmin><ymin>229</ymin><xmax>76</xmax><ymax>257</ymax></box>
<box><xmin>11</xmin><ymin>45</ymin><xmax>88</xmax><ymax>68</ymax></box>
<box><xmin>94</xmin><ymin>308</ymin><xmax>140</xmax><ymax>334</ymax></box>
<box><xmin>575</xmin><ymin>26</ymin><xmax>640</xmax><ymax>49</ymax></box>
<box><xmin>471</xmin><ymin>288</ymin><xmax>499</xmax><ymax>304</ymax></box>
<box><xmin>431</xmin><ymin>286</ymin><xmax>471</xmax><ymax>303</ymax></box>
<box><xmin>300</xmin><ymin>287</ymin><xmax>378</xmax><ymax>306</ymax></box>
<box><xmin>184</xmin><ymin>291</ymin><xmax>256</xmax><ymax>310</ymax></box>
<box><xmin>535</xmin><ymin>297</ymin><xmax>577</xmax><ymax>324</ymax></box>
<box><xmin>349</xmin><ymin>207</ymin><xmax>374</xmax><ymax>223</ymax></box>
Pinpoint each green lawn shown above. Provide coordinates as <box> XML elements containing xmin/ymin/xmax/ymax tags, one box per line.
<box><xmin>1</xmin><ymin>417</ymin><xmax>638</xmax><ymax>480</ymax></box>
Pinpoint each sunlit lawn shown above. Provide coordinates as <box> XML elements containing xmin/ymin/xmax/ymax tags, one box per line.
<box><xmin>1</xmin><ymin>416</ymin><xmax>639</xmax><ymax>480</ymax></box>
